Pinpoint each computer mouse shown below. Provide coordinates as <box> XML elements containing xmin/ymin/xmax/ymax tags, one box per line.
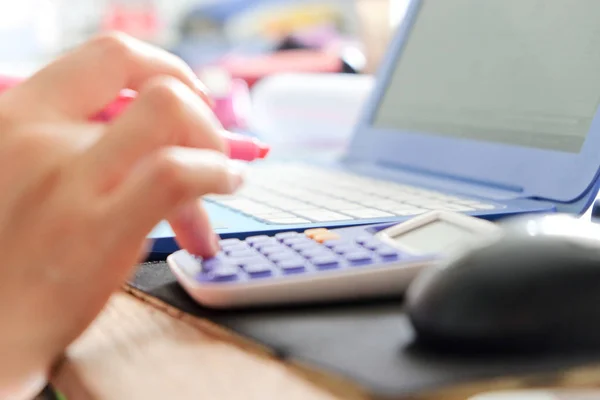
<box><xmin>406</xmin><ymin>213</ymin><xmax>600</xmax><ymax>353</ymax></box>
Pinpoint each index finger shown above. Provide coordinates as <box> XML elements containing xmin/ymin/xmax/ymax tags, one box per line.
<box><xmin>1</xmin><ymin>32</ymin><xmax>212</xmax><ymax>121</ymax></box>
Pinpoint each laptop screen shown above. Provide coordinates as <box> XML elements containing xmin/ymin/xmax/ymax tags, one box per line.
<box><xmin>373</xmin><ymin>0</ymin><xmax>600</xmax><ymax>153</ymax></box>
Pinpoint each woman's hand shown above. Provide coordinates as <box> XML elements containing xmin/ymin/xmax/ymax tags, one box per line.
<box><xmin>0</xmin><ymin>33</ymin><xmax>243</xmax><ymax>391</ymax></box>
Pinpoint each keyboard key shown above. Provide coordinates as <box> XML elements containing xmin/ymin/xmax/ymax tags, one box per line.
<box><xmin>429</xmin><ymin>193</ymin><xmax>463</xmax><ymax>201</ymax></box>
<box><xmin>433</xmin><ymin>204</ymin><xmax>475</xmax><ymax>212</ymax></box>
<box><xmin>386</xmin><ymin>193</ymin><xmax>422</xmax><ymax>202</ymax></box>
<box><xmin>367</xmin><ymin>199</ymin><xmax>404</xmax><ymax>208</ymax></box>
<box><xmin>389</xmin><ymin>208</ymin><xmax>427</xmax><ymax>216</ymax></box>
<box><xmin>220</xmin><ymin>199</ymin><xmax>277</xmax><ymax>214</ymax></box>
<box><xmin>346</xmin><ymin>250</ymin><xmax>374</xmax><ymax>265</ymax></box>
<box><xmin>404</xmin><ymin>200</ymin><xmax>448</xmax><ymax>208</ymax></box>
<box><xmin>244</xmin><ymin>263</ymin><xmax>273</xmax><ymax>278</ymax></box>
<box><xmin>266</xmin><ymin>218</ymin><xmax>311</xmax><ymax>224</ymax></box>
<box><xmin>253</xmin><ymin>212</ymin><xmax>297</xmax><ymax>220</ymax></box>
<box><xmin>316</xmin><ymin>200</ymin><xmax>363</xmax><ymax>210</ymax></box>
<box><xmin>277</xmin><ymin>201</ymin><xmax>315</xmax><ymax>210</ymax></box>
<box><xmin>278</xmin><ymin>259</ymin><xmax>307</xmax><ymax>274</ymax></box>
<box><xmin>294</xmin><ymin>209</ymin><xmax>354</xmax><ymax>222</ymax></box>
<box><xmin>459</xmin><ymin>201</ymin><xmax>496</xmax><ymax>210</ymax></box>
<box><xmin>345</xmin><ymin>194</ymin><xmax>379</xmax><ymax>203</ymax></box>
<box><xmin>312</xmin><ymin>255</ymin><xmax>340</xmax><ymax>270</ymax></box>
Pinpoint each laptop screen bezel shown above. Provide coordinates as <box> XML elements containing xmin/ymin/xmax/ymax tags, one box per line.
<box><xmin>345</xmin><ymin>0</ymin><xmax>600</xmax><ymax>202</ymax></box>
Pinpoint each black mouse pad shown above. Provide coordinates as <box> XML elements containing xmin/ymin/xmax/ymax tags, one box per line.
<box><xmin>129</xmin><ymin>261</ymin><xmax>600</xmax><ymax>398</ymax></box>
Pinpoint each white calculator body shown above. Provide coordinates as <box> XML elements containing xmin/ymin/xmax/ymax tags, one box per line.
<box><xmin>167</xmin><ymin>211</ymin><xmax>501</xmax><ymax>308</ymax></box>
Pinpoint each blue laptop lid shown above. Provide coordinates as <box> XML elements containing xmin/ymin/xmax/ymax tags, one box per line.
<box><xmin>345</xmin><ymin>0</ymin><xmax>600</xmax><ymax>204</ymax></box>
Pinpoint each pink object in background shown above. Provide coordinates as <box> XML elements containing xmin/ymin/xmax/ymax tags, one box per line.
<box><xmin>216</xmin><ymin>49</ymin><xmax>343</xmax><ymax>88</ymax></box>
<box><xmin>101</xmin><ymin>0</ymin><xmax>160</xmax><ymax>42</ymax></box>
<box><xmin>212</xmin><ymin>79</ymin><xmax>251</xmax><ymax>131</ymax></box>
<box><xmin>197</xmin><ymin>66</ymin><xmax>251</xmax><ymax>131</ymax></box>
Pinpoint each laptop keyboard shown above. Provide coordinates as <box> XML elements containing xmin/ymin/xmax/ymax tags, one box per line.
<box><xmin>205</xmin><ymin>164</ymin><xmax>503</xmax><ymax>225</ymax></box>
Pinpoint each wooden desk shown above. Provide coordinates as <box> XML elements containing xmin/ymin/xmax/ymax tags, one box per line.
<box><xmin>48</xmin><ymin>288</ymin><xmax>600</xmax><ymax>400</ymax></box>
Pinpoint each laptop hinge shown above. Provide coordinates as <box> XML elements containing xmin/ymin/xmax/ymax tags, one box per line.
<box><xmin>344</xmin><ymin>160</ymin><xmax>525</xmax><ymax>201</ymax></box>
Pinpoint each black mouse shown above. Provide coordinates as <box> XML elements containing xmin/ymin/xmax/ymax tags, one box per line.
<box><xmin>406</xmin><ymin>213</ymin><xmax>600</xmax><ymax>353</ymax></box>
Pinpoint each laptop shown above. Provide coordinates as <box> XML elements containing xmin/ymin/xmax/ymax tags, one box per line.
<box><xmin>149</xmin><ymin>0</ymin><xmax>600</xmax><ymax>256</ymax></box>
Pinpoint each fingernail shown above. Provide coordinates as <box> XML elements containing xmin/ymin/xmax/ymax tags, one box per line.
<box><xmin>227</xmin><ymin>160</ymin><xmax>246</xmax><ymax>192</ymax></box>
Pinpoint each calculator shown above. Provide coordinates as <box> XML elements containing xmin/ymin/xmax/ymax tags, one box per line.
<box><xmin>167</xmin><ymin>211</ymin><xmax>501</xmax><ymax>308</ymax></box>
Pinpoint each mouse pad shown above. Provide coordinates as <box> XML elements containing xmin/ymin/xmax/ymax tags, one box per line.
<box><xmin>129</xmin><ymin>261</ymin><xmax>600</xmax><ymax>398</ymax></box>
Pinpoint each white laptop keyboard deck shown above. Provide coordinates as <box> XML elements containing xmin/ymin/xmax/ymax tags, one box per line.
<box><xmin>205</xmin><ymin>164</ymin><xmax>503</xmax><ymax>225</ymax></box>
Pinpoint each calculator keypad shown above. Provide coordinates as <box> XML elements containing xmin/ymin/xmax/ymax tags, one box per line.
<box><xmin>196</xmin><ymin>228</ymin><xmax>405</xmax><ymax>282</ymax></box>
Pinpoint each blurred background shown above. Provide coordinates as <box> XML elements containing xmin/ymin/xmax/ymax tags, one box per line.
<box><xmin>0</xmin><ymin>0</ymin><xmax>404</xmax><ymax>154</ymax></box>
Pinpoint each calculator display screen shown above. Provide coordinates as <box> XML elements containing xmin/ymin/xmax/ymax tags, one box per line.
<box><xmin>390</xmin><ymin>219</ymin><xmax>476</xmax><ymax>254</ymax></box>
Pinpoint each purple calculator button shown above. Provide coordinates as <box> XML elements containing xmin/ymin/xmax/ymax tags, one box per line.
<box><xmin>377</xmin><ymin>246</ymin><xmax>400</xmax><ymax>260</ymax></box>
<box><xmin>283</xmin><ymin>237</ymin><xmax>311</xmax><ymax>246</ymax></box>
<box><xmin>275</xmin><ymin>232</ymin><xmax>299</xmax><ymax>241</ymax></box>
<box><xmin>260</xmin><ymin>245</ymin><xmax>287</xmax><ymax>256</ymax></box>
<box><xmin>244</xmin><ymin>263</ymin><xmax>273</xmax><ymax>278</ymax></box>
<box><xmin>246</xmin><ymin>235</ymin><xmax>271</xmax><ymax>245</ymax></box>
<box><xmin>201</xmin><ymin>257</ymin><xmax>227</xmax><ymax>270</ymax></box>
<box><xmin>278</xmin><ymin>259</ymin><xmax>306</xmax><ymax>274</ymax></box>
<box><xmin>323</xmin><ymin>239</ymin><xmax>348</xmax><ymax>248</ymax></box>
<box><xmin>209</xmin><ymin>265</ymin><xmax>239</xmax><ymax>282</ymax></box>
<box><xmin>299</xmin><ymin>248</ymin><xmax>332</xmax><ymax>259</ymax></box>
<box><xmin>223</xmin><ymin>243</ymin><xmax>249</xmax><ymax>254</ymax></box>
<box><xmin>355</xmin><ymin>236</ymin><xmax>372</xmax><ymax>245</ymax></box>
<box><xmin>312</xmin><ymin>255</ymin><xmax>340</xmax><ymax>270</ymax></box>
<box><xmin>291</xmin><ymin>242</ymin><xmax>320</xmax><ymax>252</ymax></box>
<box><xmin>332</xmin><ymin>244</ymin><xmax>358</xmax><ymax>254</ymax></box>
<box><xmin>361</xmin><ymin>240</ymin><xmax>380</xmax><ymax>251</ymax></box>
<box><xmin>269</xmin><ymin>252</ymin><xmax>298</xmax><ymax>263</ymax></box>
<box><xmin>346</xmin><ymin>250</ymin><xmax>374</xmax><ymax>265</ymax></box>
<box><xmin>227</xmin><ymin>249</ymin><xmax>257</xmax><ymax>258</ymax></box>
<box><xmin>253</xmin><ymin>239</ymin><xmax>278</xmax><ymax>250</ymax></box>
<box><xmin>219</xmin><ymin>238</ymin><xmax>241</xmax><ymax>246</ymax></box>
<box><xmin>229</xmin><ymin>256</ymin><xmax>265</xmax><ymax>267</ymax></box>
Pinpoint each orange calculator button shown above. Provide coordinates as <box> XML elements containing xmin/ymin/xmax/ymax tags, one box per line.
<box><xmin>313</xmin><ymin>232</ymin><xmax>341</xmax><ymax>243</ymax></box>
<box><xmin>304</xmin><ymin>228</ymin><xmax>328</xmax><ymax>239</ymax></box>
